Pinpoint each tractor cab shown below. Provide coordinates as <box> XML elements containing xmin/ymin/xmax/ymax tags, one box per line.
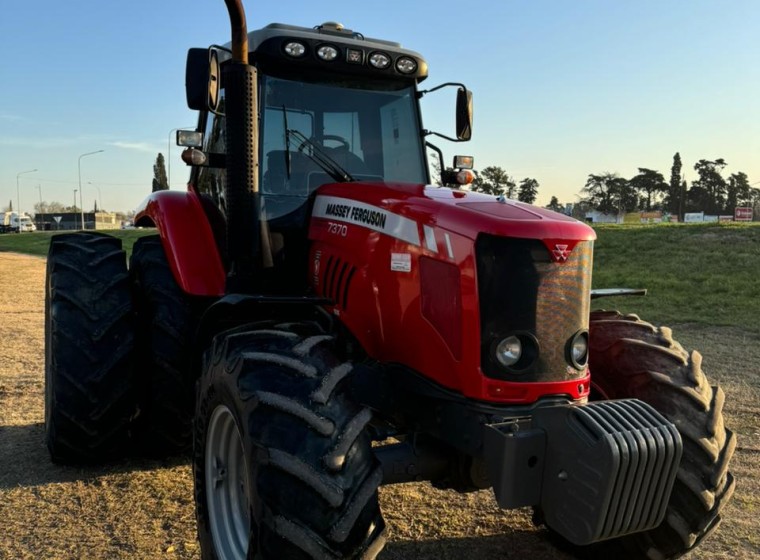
<box><xmin>181</xmin><ymin>21</ymin><xmax>472</xmax><ymax>292</ymax></box>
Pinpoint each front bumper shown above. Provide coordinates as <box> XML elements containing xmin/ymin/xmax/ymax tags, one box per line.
<box><xmin>484</xmin><ymin>399</ymin><xmax>682</xmax><ymax>545</ymax></box>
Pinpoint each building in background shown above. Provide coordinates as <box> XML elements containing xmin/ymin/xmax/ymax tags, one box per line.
<box><xmin>35</xmin><ymin>211</ymin><xmax>118</xmax><ymax>231</ymax></box>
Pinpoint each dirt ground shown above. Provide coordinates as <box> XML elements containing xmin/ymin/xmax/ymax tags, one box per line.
<box><xmin>1</xmin><ymin>251</ymin><xmax>759</xmax><ymax>559</ymax></box>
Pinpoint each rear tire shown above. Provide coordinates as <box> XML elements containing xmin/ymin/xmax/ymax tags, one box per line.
<box><xmin>45</xmin><ymin>232</ymin><xmax>136</xmax><ymax>463</ymax></box>
<box><xmin>130</xmin><ymin>235</ymin><xmax>196</xmax><ymax>455</ymax></box>
<box><xmin>194</xmin><ymin>324</ymin><xmax>386</xmax><ymax>559</ymax></box>
<box><xmin>564</xmin><ymin>310</ymin><xmax>737</xmax><ymax>559</ymax></box>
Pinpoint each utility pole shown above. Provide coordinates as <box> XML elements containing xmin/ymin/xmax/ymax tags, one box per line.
<box><xmin>73</xmin><ymin>189</ymin><xmax>78</xmax><ymax>229</ymax></box>
<box><xmin>78</xmin><ymin>150</ymin><xmax>104</xmax><ymax>230</ymax></box>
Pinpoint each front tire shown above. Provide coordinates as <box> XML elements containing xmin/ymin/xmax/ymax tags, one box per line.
<box><xmin>575</xmin><ymin>310</ymin><xmax>737</xmax><ymax>559</ymax></box>
<box><xmin>45</xmin><ymin>232</ymin><xmax>137</xmax><ymax>463</ymax></box>
<box><xmin>194</xmin><ymin>324</ymin><xmax>386</xmax><ymax>559</ymax></box>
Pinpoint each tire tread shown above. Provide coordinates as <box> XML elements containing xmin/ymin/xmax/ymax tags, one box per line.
<box><xmin>45</xmin><ymin>232</ymin><xmax>136</xmax><ymax>463</ymax></box>
<box><xmin>578</xmin><ymin>311</ymin><xmax>737</xmax><ymax>559</ymax></box>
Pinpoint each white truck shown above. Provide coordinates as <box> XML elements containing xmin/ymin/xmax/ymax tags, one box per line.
<box><xmin>1</xmin><ymin>212</ymin><xmax>37</xmax><ymax>233</ymax></box>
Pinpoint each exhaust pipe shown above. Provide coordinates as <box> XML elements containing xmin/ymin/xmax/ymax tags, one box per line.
<box><xmin>224</xmin><ymin>0</ymin><xmax>249</xmax><ymax>64</ymax></box>
<box><xmin>222</xmin><ymin>0</ymin><xmax>260</xmax><ymax>292</ymax></box>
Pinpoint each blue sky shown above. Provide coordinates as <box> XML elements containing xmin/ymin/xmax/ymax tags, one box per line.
<box><xmin>1</xmin><ymin>0</ymin><xmax>758</xmax><ymax>213</ymax></box>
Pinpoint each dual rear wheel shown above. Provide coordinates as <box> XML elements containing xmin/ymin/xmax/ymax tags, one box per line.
<box><xmin>44</xmin><ymin>232</ymin><xmax>383</xmax><ymax>559</ymax></box>
<box><xmin>45</xmin><ymin>233</ymin><xmax>196</xmax><ymax>461</ymax></box>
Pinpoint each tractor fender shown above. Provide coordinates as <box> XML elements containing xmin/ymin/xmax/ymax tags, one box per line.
<box><xmin>134</xmin><ymin>190</ymin><xmax>225</xmax><ymax>296</ymax></box>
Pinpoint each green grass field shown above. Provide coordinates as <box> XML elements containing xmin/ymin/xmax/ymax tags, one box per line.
<box><xmin>0</xmin><ymin>229</ymin><xmax>152</xmax><ymax>259</ymax></box>
<box><xmin>590</xmin><ymin>223</ymin><xmax>760</xmax><ymax>332</ymax></box>
<box><xmin>1</xmin><ymin>223</ymin><xmax>758</xmax><ymax>331</ymax></box>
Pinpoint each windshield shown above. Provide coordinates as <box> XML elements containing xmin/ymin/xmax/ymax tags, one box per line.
<box><xmin>260</xmin><ymin>74</ymin><xmax>427</xmax><ymax>199</ymax></box>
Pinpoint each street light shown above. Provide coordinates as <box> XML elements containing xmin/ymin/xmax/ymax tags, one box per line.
<box><xmin>73</xmin><ymin>189</ymin><xmax>78</xmax><ymax>229</ymax></box>
<box><xmin>78</xmin><ymin>150</ymin><xmax>104</xmax><ymax>230</ymax></box>
<box><xmin>168</xmin><ymin>126</ymin><xmax>194</xmax><ymax>188</ymax></box>
<box><xmin>16</xmin><ymin>169</ymin><xmax>38</xmax><ymax>230</ymax></box>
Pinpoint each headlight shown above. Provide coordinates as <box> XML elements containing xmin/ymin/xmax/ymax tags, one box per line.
<box><xmin>495</xmin><ymin>336</ymin><xmax>522</xmax><ymax>368</ymax></box>
<box><xmin>283</xmin><ymin>41</ymin><xmax>307</xmax><ymax>58</ymax></box>
<box><xmin>317</xmin><ymin>45</ymin><xmax>339</xmax><ymax>61</ymax></box>
<box><xmin>369</xmin><ymin>52</ymin><xmax>391</xmax><ymax>69</ymax></box>
<box><xmin>395</xmin><ymin>56</ymin><xmax>417</xmax><ymax>74</ymax></box>
<box><xmin>568</xmin><ymin>331</ymin><xmax>589</xmax><ymax>368</ymax></box>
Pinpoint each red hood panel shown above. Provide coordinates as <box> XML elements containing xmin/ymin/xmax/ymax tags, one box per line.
<box><xmin>315</xmin><ymin>182</ymin><xmax>595</xmax><ymax>242</ymax></box>
<box><xmin>458</xmin><ymin>201</ymin><xmax>543</xmax><ymax>220</ymax></box>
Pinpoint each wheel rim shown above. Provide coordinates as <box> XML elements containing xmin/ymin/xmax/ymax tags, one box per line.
<box><xmin>206</xmin><ymin>405</ymin><xmax>250</xmax><ymax>560</ymax></box>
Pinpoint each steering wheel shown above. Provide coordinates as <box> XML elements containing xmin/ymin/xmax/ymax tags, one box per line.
<box><xmin>311</xmin><ymin>134</ymin><xmax>350</xmax><ymax>151</ymax></box>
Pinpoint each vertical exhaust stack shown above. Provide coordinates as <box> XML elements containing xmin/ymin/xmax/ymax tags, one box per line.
<box><xmin>223</xmin><ymin>0</ymin><xmax>260</xmax><ymax>292</ymax></box>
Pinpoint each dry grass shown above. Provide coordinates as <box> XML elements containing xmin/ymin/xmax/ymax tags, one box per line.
<box><xmin>1</xmin><ymin>252</ymin><xmax>758</xmax><ymax>559</ymax></box>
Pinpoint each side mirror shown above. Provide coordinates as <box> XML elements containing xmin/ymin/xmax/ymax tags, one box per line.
<box><xmin>456</xmin><ymin>88</ymin><xmax>473</xmax><ymax>141</ymax></box>
<box><xmin>419</xmin><ymin>82</ymin><xmax>473</xmax><ymax>143</ymax></box>
<box><xmin>186</xmin><ymin>48</ymin><xmax>222</xmax><ymax>113</ymax></box>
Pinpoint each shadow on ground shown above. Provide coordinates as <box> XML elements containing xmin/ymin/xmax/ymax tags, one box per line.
<box><xmin>381</xmin><ymin>530</ymin><xmax>575</xmax><ymax>560</ymax></box>
<box><xmin>0</xmin><ymin>422</ymin><xmax>189</xmax><ymax>489</ymax></box>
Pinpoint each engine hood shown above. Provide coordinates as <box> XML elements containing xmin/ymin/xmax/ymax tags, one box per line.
<box><xmin>313</xmin><ymin>182</ymin><xmax>595</xmax><ymax>243</ymax></box>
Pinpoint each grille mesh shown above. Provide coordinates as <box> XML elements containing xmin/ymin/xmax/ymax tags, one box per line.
<box><xmin>476</xmin><ymin>236</ymin><xmax>593</xmax><ymax>381</ymax></box>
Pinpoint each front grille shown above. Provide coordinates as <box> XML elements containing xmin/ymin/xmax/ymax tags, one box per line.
<box><xmin>476</xmin><ymin>235</ymin><xmax>593</xmax><ymax>381</ymax></box>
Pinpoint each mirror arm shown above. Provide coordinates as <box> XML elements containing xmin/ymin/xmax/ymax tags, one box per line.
<box><xmin>425</xmin><ymin>141</ymin><xmax>445</xmax><ymax>184</ymax></box>
<box><xmin>418</xmin><ymin>82</ymin><xmax>468</xmax><ymax>98</ymax></box>
<box><xmin>423</xmin><ymin>129</ymin><xmax>466</xmax><ymax>143</ymax></box>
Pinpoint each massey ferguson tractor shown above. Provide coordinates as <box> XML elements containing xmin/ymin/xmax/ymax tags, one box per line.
<box><xmin>44</xmin><ymin>1</ymin><xmax>735</xmax><ymax>558</ymax></box>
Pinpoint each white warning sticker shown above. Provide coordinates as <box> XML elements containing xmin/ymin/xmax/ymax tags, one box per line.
<box><xmin>391</xmin><ymin>253</ymin><xmax>412</xmax><ymax>272</ymax></box>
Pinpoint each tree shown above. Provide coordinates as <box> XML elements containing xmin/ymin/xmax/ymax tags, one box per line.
<box><xmin>571</xmin><ymin>199</ymin><xmax>593</xmax><ymax>220</ymax></box>
<box><xmin>517</xmin><ymin>178</ymin><xmax>539</xmax><ymax>204</ymax></box>
<box><xmin>581</xmin><ymin>172</ymin><xmax>635</xmax><ymax>215</ymax></box>
<box><xmin>152</xmin><ymin>153</ymin><xmax>169</xmax><ymax>192</ymax></box>
<box><xmin>472</xmin><ymin>166</ymin><xmax>515</xmax><ymax>197</ymax></box>
<box><xmin>666</xmin><ymin>152</ymin><xmax>683</xmax><ymax>216</ymax></box>
<box><xmin>34</xmin><ymin>201</ymin><xmax>68</xmax><ymax>214</ymax></box>
<box><xmin>691</xmin><ymin>159</ymin><xmax>727</xmax><ymax>214</ymax></box>
<box><xmin>628</xmin><ymin>168</ymin><xmax>668</xmax><ymax>211</ymax></box>
<box><xmin>750</xmin><ymin>187</ymin><xmax>760</xmax><ymax>221</ymax></box>
<box><xmin>546</xmin><ymin>196</ymin><xmax>563</xmax><ymax>213</ymax></box>
<box><xmin>726</xmin><ymin>172</ymin><xmax>751</xmax><ymax>210</ymax></box>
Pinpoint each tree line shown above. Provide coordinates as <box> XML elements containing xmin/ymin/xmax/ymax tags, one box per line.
<box><xmin>470</xmin><ymin>167</ymin><xmax>540</xmax><ymax>204</ymax></box>
<box><xmin>432</xmin><ymin>159</ymin><xmax>540</xmax><ymax>204</ymax></box>
<box><xmin>433</xmin><ymin>152</ymin><xmax>757</xmax><ymax>219</ymax></box>
<box><xmin>580</xmin><ymin>153</ymin><xmax>758</xmax><ymax>217</ymax></box>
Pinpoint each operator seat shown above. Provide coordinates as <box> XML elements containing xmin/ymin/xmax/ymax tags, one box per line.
<box><xmin>263</xmin><ymin>150</ymin><xmax>317</xmax><ymax>195</ymax></box>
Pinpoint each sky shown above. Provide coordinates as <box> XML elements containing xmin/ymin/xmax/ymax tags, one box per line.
<box><xmin>1</xmin><ymin>0</ymin><xmax>758</xmax><ymax>214</ymax></box>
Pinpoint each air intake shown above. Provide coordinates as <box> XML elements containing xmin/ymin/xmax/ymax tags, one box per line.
<box><xmin>321</xmin><ymin>255</ymin><xmax>356</xmax><ymax>310</ymax></box>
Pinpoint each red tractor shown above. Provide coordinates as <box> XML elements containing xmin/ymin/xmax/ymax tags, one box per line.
<box><xmin>44</xmin><ymin>1</ymin><xmax>735</xmax><ymax>558</ymax></box>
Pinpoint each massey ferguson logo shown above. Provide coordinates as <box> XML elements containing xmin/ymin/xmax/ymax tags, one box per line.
<box><xmin>552</xmin><ymin>244</ymin><xmax>571</xmax><ymax>262</ymax></box>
